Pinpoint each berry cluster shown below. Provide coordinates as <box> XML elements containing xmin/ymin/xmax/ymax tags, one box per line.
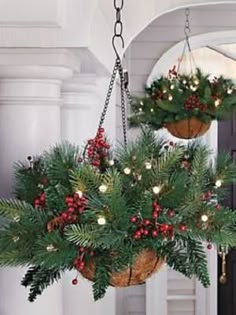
<box><xmin>168</xmin><ymin>65</ymin><xmax>178</xmax><ymax>79</ymax></box>
<box><xmin>34</xmin><ymin>192</ymin><xmax>46</xmax><ymax>208</ymax></box>
<box><xmin>131</xmin><ymin>201</ymin><xmax>179</xmax><ymax>240</ymax></box>
<box><xmin>72</xmin><ymin>246</ymin><xmax>95</xmax><ymax>285</ymax></box>
<box><xmin>87</xmin><ymin>128</ymin><xmax>110</xmax><ymax>167</ymax></box>
<box><xmin>184</xmin><ymin>95</ymin><xmax>207</xmax><ymax>111</ymax></box>
<box><xmin>61</xmin><ymin>193</ymin><xmax>87</xmax><ymax>223</ymax></box>
<box><xmin>201</xmin><ymin>191</ymin><xmax>212</xmax><ymax>201</ymax></box>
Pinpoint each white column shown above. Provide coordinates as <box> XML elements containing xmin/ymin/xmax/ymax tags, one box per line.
<box><xmin>0</xmin><ymin>65</ymin><xmax>72</xmax><ymax>315</ymax></box>
<box><xmin>61</xmin><ymin>73</ymin><xmax>116</xmax><ymax>315</ymax></box>
<box><xmin>62</xmin><ymin>73</ymin><xmax>99</xmax><ymax>143</ymax></box>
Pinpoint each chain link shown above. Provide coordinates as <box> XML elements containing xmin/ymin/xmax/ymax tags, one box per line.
<box><xmin>184</xmin><ymin>8</ymin><xmax>191</xmax><ymax>37</ymax></box>
<box><xmin>114</xmin><ymin>0</ymin><xmax>124</xmax><ymax>10</ymax></box>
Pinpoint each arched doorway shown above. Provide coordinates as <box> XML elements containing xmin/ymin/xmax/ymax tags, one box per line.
<box><xmin>119</xmin><ymin>3</ymin><xmax>236</xmax><ymax>315</ymax></box>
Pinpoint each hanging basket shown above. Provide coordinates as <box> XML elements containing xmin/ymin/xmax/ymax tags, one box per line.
<box><xmin>80</xmin><ymin>249</ymin><xmax>164</xmax><ymax>286</ymax></box>
<box><xmin>165</xmin><ymin>117</ymin><xmax>211</xmax><ymax>139</ymax></box>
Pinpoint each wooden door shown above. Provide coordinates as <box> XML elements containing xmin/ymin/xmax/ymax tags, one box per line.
<box><xmin>218</xmin><ymin>118</ymin><xmax>236</xmax><ymax>314</ymax></box>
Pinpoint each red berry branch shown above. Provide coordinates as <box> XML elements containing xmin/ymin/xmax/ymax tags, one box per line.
<box><xmin>34</xmin><ymin>192</ymin><xmax>46</xmax><ymax>208</ymax></box>
<box><xmin>87</xmin><ymin>128</ymin><xmax>110</xmax><ymax>167</ymax></box>
<box><xmin>60</xmin><ymin>193</ymin><xmax>87</xmax><ymax>223</ymax></box>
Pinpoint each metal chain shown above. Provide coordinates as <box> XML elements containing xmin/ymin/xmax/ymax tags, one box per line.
<box><xmin>117</xmin><ymin>59</ymin><xmax>128</xmax><ymax>146</ymax></box>
<box><xmin>184</xmin><ymin>8</ymin><xmax>191</xmax><ymax>38</ymax></box>
<box><xmin>98</xmin><ymin>61</ymin><xmax>118</xmax><ymax>129</ymax></box>
<box><xmin>112</xmin><ymin>0</ymin><xmax>125</xmax><ymax>57</ymax></box>
<box><xmin>177</xmin><ymin>8</ymin><xmax>197</xmax><ymax>73</ymax></box>
<box><xmin>97</xmin><ymin>0</ymin><xmax>130</xmax><ymax>146</ymax></box>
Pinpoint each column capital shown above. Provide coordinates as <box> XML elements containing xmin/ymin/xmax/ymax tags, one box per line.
<box><xmin>62</xmin><ymin>73</ymin><xmax>97</xmax><ymax>94</ymax></box>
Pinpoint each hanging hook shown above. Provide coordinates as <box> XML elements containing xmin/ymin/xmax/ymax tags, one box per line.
<box><xmin>112</xmin><ymin>35</ymin><xmax>125</xmax><ymax>59</ymax></box>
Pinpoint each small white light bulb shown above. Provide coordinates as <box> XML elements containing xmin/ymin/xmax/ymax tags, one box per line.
<box><xmin>76</xmin><ymin>190</ymin><xmax>83</xmax><ymax>198</ymax></box>
<box><xmin>150</xmin><ymin>108</ymin><xmax>154</xmax><ymax>112</ymax></box>
<box><xmin>108</xmin><ymin>160</ymin><xmax>114</xmax><ymax>166</ymax></box>
<box><xmin>124</xmin><ymin>167</ymin><xmax>131</xmax><ymax>175</ymax></box>
<box><xmin>214</xmin><ymin>99</ymin><xmax>221</xmax><ymax>107</ymax></box>
<box><xmin>170</xmin><ymin>84</ymin><xmax>175</xmax><ymax>90</ymax></box>
<box><xmin>137</xmin><ymin>175</ymin><xmax>142</xmax><ymax>181</ymax></box>
<box><xmin>201</xmin><ymin>214</ymin><xmax>209</xmax><ymax>222</ymax></box>
<box><xmin>190</xmin><ymin>85</ymin><xmax>197</xmax><ymax>92</ymax></box>
<box><xmin>227</xmin><ymin>88</ymin><xmax>233</xmax><ymax>95</ymax></box>
<box><xmin>99</xmin><ymin>184</ymin><xmax>108</xmax><ymax>193</ymax></box>
<box><xmin>145</xmin><ymin>162</ymin><xmax>152</xmax><ymax>170</ymax></box>
<box><xmin>215</xmin><ymin>179</ymin><xmax>222</xmax><ymax>188</ymax></box>
<box><xmin>168</xmin><ymin>95</ymin><xmax>173</xmax><ymax>101</ymax></box>
<box><xmin>152</xmin><ymin>186</ymin><xmax>161</xmax><ymax>194</ymax></box>
<box><xmin>97</xmin><ymin>216</ymin><xmax>106</xmax><ymax>225</ymax></box>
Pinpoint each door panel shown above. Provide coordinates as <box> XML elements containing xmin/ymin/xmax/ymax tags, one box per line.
<box><xmin>218</xmin><ymin>119</ymin><xmax>236</xmax><ymax>315</ymax></box>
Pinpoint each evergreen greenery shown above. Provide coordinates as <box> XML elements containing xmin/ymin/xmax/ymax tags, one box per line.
<box><xmin>129</xmin><ymin>68</ymin><xmax>236</xmax><ymax>130</ymax></box>
<box><xmin>0</xmin><ymin>130</ymin><xmax>236</xmax><ymax>301</ymax></box>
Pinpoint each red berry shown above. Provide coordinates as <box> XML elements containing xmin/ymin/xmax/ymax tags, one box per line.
<box><xmin>34</xmin><ymin>198</ymin><xmax>40</xmax><ymax>205</ymax></box>
<box><xmin>61</xmin><ymin>212</ymin><xmax>68</xmax><ymax>220</ymax></box>
<box><xmin>143</xmin><ymin>219</ymin><xmax>151</xmax><ymax>226</ymax></box>
<box><xmin>79</xmin><ymin>246</ymin><xmax>85</xmax><ymax>253</ymax></box>
<box><xmin>207</xmin><ymin>244</ymin><xmax>213</xmax><ymax>250</ymax></box>
<box><xmin>92</xmin><ymin>160</ymin><xmax>100</xmax><ymax>167</ymax></box>
<box><xmin>179</xmin><ymin>224</ymin><xmax>187</xmax><ymax>232</ymax></box>
<box><xmin>143</xmin><ymin>229</ymin><xmax>149</xmax><ymax>236</ymax></box>
<box><xmin>67</xmin><ymin>214</ymin><xmax>73</xmax><ymax>221</ymax></box>
<box><xmin>106</xmin><ymin>144</ymin><xmax>111</xmax><ymax>149</ymax></box>
<box><xmin>152</xmin><ymin>230</ymin><xmax>158</xmax><ymax>237</ymax></box>
<box><xmin>139</xmin><ymin>228</ymin><xmax>144</xmax><ymax>235</ymax></box>
<box><xmin>78</xmin><ymin>157</ymin><xmax>83</xmax><ymax>163</ymax></box>
<box><xmin>130</xmin><ymin>216</ymin><xmax>138</xmax><ymax>223</ymax></box>
<box><xmin>40</xmin><ymin>193</ymin><xmax>45</xmax><ymax>202</ymax></box>
<box><xmin>88</xmin><ymin>139</ymin><xmax>94</xmax><ymax>145</ymax></box>
<box><xmin>169</xmin><ymin>141</ymin><xmax>174</xmax><ymax>146</ymax></box>
<box><xmin>163</xmin><ymin>224</ymin><xmax>169</xmax><ymax>231</ymax></box>
<box><xmin>159</xmin><ymin>224</ymin><xmax>165</xmax><ymax>233</ymax></box>
<box><xmin>65</xmin><ymin>197</ymin><xmax>74</xmax><ymax>204</ymax></box>
<box><xmin>72</xmin><ymin>278</ymin><xmax>78</xmax><ymax>285</ymax></box>
<box><xmin>78</xmin><ymin>261</ymin><xmax>85</xmax><ymax>271</ymax></box>
<box><xmin>215</xmin><ymin>204</ymin><xmax>221</xmax><ymax>210</ymax></box>
<box><xmin>152</xmin><ymin>201</ymin><xmax>158</xmax><ymax>207</ymax></box>
<box><xmin>152</xmin><ymin>211</ymin><xmax>158</xmax><ymax>219</ymax></box>
<box><xmin>89</xmin><ymin>251</ymin><xmax>95</xmax><ymax>257</ymax></box>
<box><xmin>98</xmin><ymin>127</ymin><xmax>104</xmax><ymax>133</ymax></box>
<box><xmin>134</xmin><ymin>233</ymin><xmax>141</xmax><ymax>240</ymax></box>
<box><xmin>155</xmin><ymin>205</ymin><xmax>161</xmax><ymax>212</ymax></box>
<box><xmin>68</xmin><ymin>207</ymin><xmax>75</xmax><ymax>213</ymax></box>
<box><xmin>167</xmin><ymin>210</ymin><xmax>175</xmax><ymax>217</ymax></box>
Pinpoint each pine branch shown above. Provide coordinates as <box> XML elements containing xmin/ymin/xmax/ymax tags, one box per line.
<box><xmin>21</xmin><ymin>266</ymin><xmax>40</xmax><ymax>287</ymax></box>
<box><xmin>27</xmin><ymin>267</ymin><xmax>62</xmax><ymax>302</ymax></box>
<box><xmin>66</xmin><ymin>224</ymin><xmax>126</xmax><ymax>250</ymax></box>
<box><xmin>93</xmin><ymin>256</ymin><xmax>111</xmax><ymax>301</ymax></box>
<box><xmin>0</xmin><ymin>199</ymin><xmax>34</xmax><ymax>220</ymax></box>
<box><xmin>33</xmin><ymin>231</ymin><xmax>77</xmax><ymax>269</ymax></box>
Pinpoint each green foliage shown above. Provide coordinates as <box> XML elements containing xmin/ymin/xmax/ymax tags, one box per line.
<box><xmin>0</xmin><ymin>130</ymin><xmax>236</xmax><ymax>302</ymax></box>
<box><xmin>25</xmin><ymin>266</ymin><xmax>62</xmax><ymax>302</ymax></box>
<box><xmin>129</xmin><ymin>68</ymin><xmax>236</xmax><ymax>130</ymax></box>
<box><xmin>93</xmin><ymin>256</ymin><xmax>111</xmax><ymax>301</ymax></box>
